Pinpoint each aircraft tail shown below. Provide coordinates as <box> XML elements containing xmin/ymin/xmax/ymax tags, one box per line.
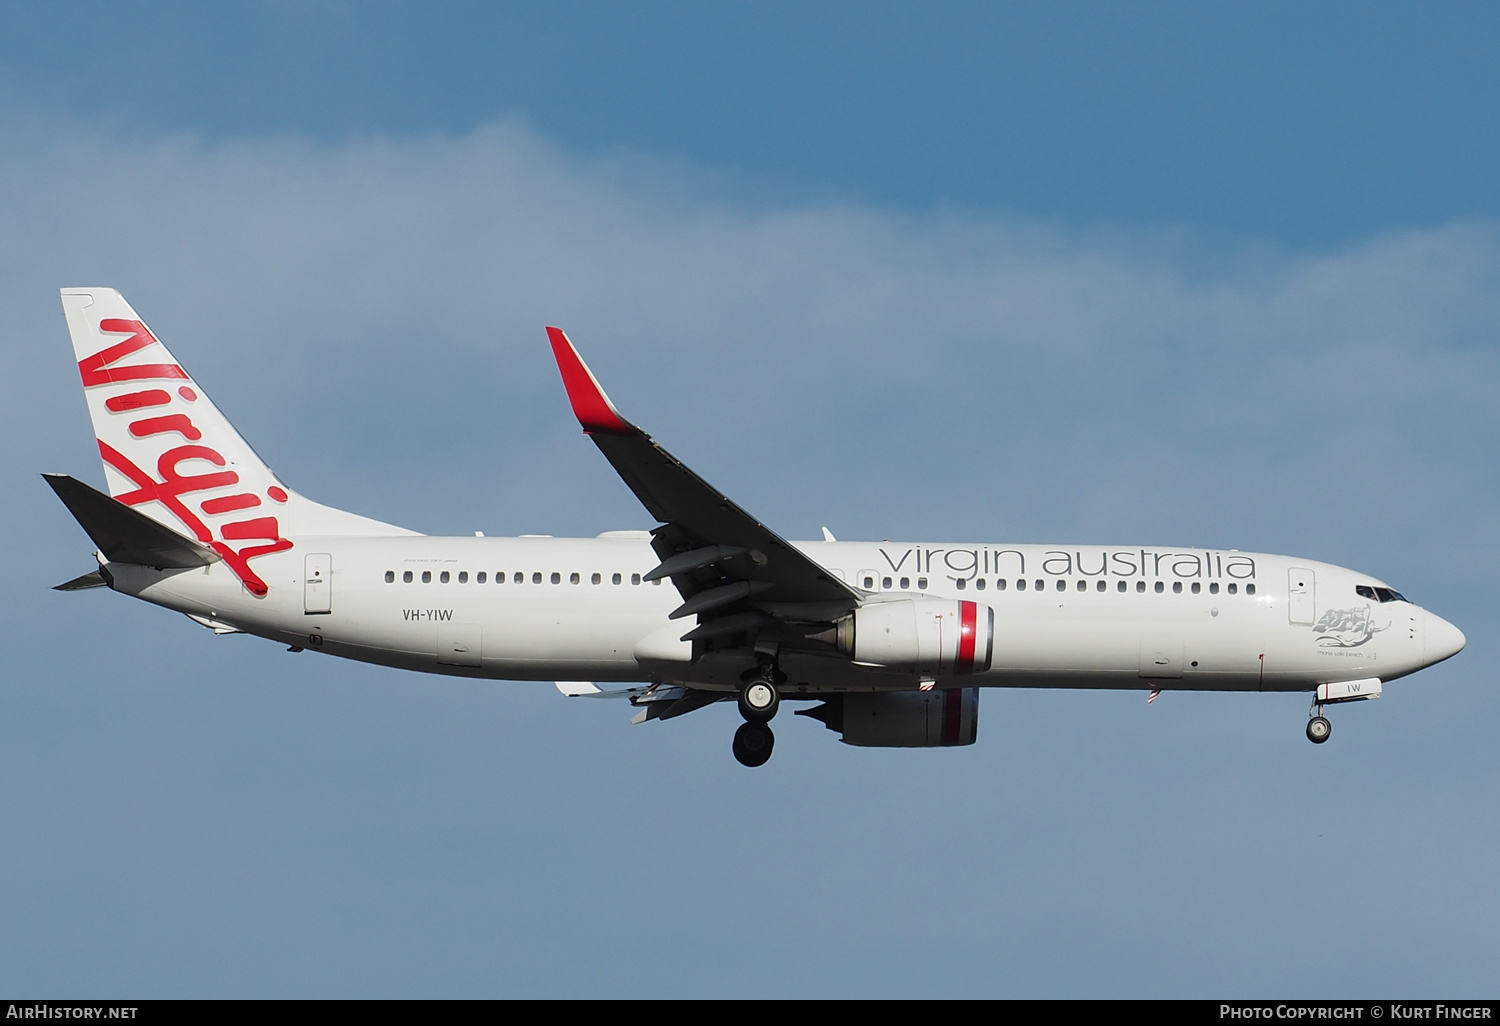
<box><xmin>58</xmin><ymin>288</ymin><xmax>416</xmax><ymax>594</ymax></box>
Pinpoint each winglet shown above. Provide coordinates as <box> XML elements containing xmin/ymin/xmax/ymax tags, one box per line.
<box><xmin>546</xmin><ymin>327</ymin><xmax>632</xmax><ymax>434</ymax></box>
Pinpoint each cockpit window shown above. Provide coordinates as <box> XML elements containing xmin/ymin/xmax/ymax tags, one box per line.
<box><xmin>1358</xmin><ymin>584</ymin><xmax>1408</xmax><ymax>603</ymax></box>
<box><xmin>1356</xmin><ymin>585</ymin><xmax>1376</xmax><ymax>600</ymax></box>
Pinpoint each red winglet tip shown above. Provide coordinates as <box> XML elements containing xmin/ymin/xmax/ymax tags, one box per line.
<box><xmin>546</xmin><ymin>327</ymin><xmax>631</xmax><ymax>433</ymax></box>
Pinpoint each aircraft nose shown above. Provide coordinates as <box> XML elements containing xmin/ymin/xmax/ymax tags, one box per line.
<box><xmin>1424</xmin><ymin>612</ymin><xmax>1467</xmax><ymax>666</ymax></box>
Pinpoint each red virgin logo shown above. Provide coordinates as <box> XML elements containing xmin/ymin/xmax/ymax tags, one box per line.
<box><xmin>80</xmin><ymin>319</ymin><xmax>292</xmax><ymax>597</ymax></box>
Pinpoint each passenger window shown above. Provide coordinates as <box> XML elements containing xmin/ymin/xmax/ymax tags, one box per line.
<box><xmin>592</xmin><ymin>573</ymin><xmax>601</xmax><ymax>584</ymax></box>
<box><xmin>532</xmin><ymin>572</ymin><xmax>541</xmax><ymax>584</ymax></box>
<box><xmin>1096</xmin><ymin>580</ymin><xmax>1106</xmax><ymax>592</ymax></box>
<box><xmin>918</xmin><ymin>577</ymin><xmax>928</xmax><ymax>589</ymax></box>
<box><xmin>1172</xmin><ymin>582</ymin><xmax>1181</xmax><ymax>594</ymax></box>
<box><xmin>995</xmin><ymin>578</ymin><xmax>1007</xmax><ymax>591</ymax></box>
<box><xmin>883</xmin><ymin>576</ymin><xmax>893</xmax><ymax>589</ymax></box>
<box><xmin>973</xmin><ymin>578</ymin><xmax>983</xmax><ymax>591</ymax></box>
<box><xmin>385</xmin><ymin>570</ymin><xmax>394</xmax><ymax>583</ymax></box>
<box><xmin>956</xmin><ymin>578</ymin><xmax>966</xmax><ymax>591</ymax></box>
<box><xmin>1035</xmin><ymin>580</ymin><xmax>1044</xmax><ymax>592</ymax></box>
<box><xmin>1209</xmin><ymin>582</ymin><xmax>1219</xmax><ymax>594</ymax></box>
<box><xmin>652</xmin><ymin>578</ymin><xmax>661</xmax><ymax>586</ymax></box>
<box><xmin>1055</xmin><ymin>579</ymin><xmax>1065</xmax><ymax>592</ymax></box>
<box><xmin>403</xmin><ymin>571</ymin><xmax>413</xmax><ymax>583</ymax></box>
<box><xmin>1077</xmin><ymin>580</ymin><xmax>1086</xmax><ymax>592</ymax></box>
<box><xmin>458</xmin><ymin>571</ymin><xmax>468</xmax><ymax>584</ymax></box>
<box><xmin>1246</xmin><ymin>583</ymin><xmax>1256</xmax><ymax>595</ymax></box>
<box><xmin>862</xmin><ymin>575</ymin><xmax>875</xmax><ymax>589</ymax></box>
<box><xmin>1154</xmin><ymin>581</ymin><xmax>1164</xmax><ymax>593</ymax></box>
<box><xmin>631</xmin><ymin>573</ymin><xmax>641</xmax><ymax>585</ymax></box>
<box><xmin>901</xmin><ymin>577</ymin><xmax>911</xmax><ymax>589</ymax></box>
<box><xmin>1227</xmin><ymin>583</ymin><xmax>1238</xmax><ymax>594</ymax></box>
<box><xmin>570</xmin><ymin>572</ymin><xmax>580</xmax><ymax>584</ymax></box>
<box><xmin>551</xmin><ymin>572</ymin><xmax>561</xmax><ymax>584</ymax></box>
<box><xmin>612</xmin><ymin>573</ymin><xmax>622</xmax><ymax>585</ymax></box>
<box><xmin>440</xmin><ymin>571</ymin><xmax>450</xmax><ymax>583</ymax></box>
<box><xmin>1017</xmin><ymin>579</ymin><xmax>1027</xmax><ymax>591</ymax></box>
<box><xmin>1136</xmin><ymin>581</ymin><xmax>1145</xmax><ymax>593</ymax></box>
<box><xmin>1117</xmin><ymin>580</ymin><xmax>1126</xmax><ymax>592</ymax></box>
<box><xmin>1191</xmin><ymin>582</ymin><xmax>1200</xmax><ymax>594</ymax></box>
<box><xmin>422</xmin><ymin>571</ymin><xmax>432</xmax><ymax>583</ymax></box>
<box><xmin>477</xmin><ymin>572</ymin><xmax>487</xmax><ymax>583</ymax></box>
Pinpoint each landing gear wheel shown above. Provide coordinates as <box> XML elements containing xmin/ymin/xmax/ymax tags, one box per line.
<box><xmin>733</xmin><ymin>722</ymin><xmax>775</xmax><ymax>767</ymax></box>
<box><xmin>738</xmin><ymin>678</ymin><xmax>781</xmax><ymax>722</ymax></box>
<box><xmin>1306</xmin><ymin>716</ymin><xmax>1332</xmax><ymax>744</ymax></box>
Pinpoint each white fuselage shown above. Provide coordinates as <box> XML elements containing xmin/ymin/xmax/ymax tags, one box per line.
<box><xmin>104</xmin><ymin>534</ymin><xmax>1459</xmax><ymax>697</ymax></box>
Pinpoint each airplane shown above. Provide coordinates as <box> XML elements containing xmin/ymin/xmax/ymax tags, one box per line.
<box><xmin>45</xmin><ymin>288</ymin><xmax>1467</xmax><ymax>767</ymax></box>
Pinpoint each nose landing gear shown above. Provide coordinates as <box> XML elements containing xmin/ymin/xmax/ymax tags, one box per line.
<box><xmin>1306</xmin><ymin>696</ymin><xmax>1332</xmax><ymax>744</ymax></box>
<box><xmin>1304</xmin><ymin>679</ymin><xmax>1383</xmax><ymax>744</ymax></box>
<box><xmin>1306</xmin><ymin>714</ymin><xmax>1332</xmax><ymax>744</ymax></box>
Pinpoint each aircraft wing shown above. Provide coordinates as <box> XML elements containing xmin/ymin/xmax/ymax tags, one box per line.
<box><xmin>547</xmin><ymin>328</ymin><xmax>859</xmax><ymax>640</ymax></box>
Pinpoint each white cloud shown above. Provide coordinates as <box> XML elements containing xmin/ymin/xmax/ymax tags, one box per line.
<box><xmin>3</xmin><ymin>118</ymin><xmax>1496</xmax><ymax>571</ymax></box>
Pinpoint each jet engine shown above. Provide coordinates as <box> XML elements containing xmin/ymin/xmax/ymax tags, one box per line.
<box><xmin>833</xmin><ymin>598</ymin><xmax>993</xmax><ymax>674</ymax></box>
<box><xmin>796</xmin><ymin>688</ymin><xmax>980</xmax><ymax>747</ymax></box>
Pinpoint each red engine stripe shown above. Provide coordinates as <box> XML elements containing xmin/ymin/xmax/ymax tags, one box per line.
<box><xmin>955</xmin><ymin>599</ymin><xmax>977</xmax><ymax>674</ymax></box>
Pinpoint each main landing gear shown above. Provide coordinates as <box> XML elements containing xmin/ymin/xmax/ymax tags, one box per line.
<box><xmin>1306</xmin><ymin>698</ymin><xmax>1332</xmax><ymax>744</ymax></box>
<box><xmin>732</xmin><ymin>655</ymin><xmax>782</xmax><ymax>768</ymax></box>
<box><xmin>738</xmin><ymin>677</ymin><xmax>780</xmax><ymax>722</ymax></box>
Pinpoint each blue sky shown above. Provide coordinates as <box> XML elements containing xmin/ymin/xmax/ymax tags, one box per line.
<box><xmin>1</xmin><ymin>2</ymin><xmax>1497</xmax><ymax>997</ymax></box>
<box><xmin>6</xmin><ymin>1</ymin><xmax>1500</xmax><ymax>244</ymax></box>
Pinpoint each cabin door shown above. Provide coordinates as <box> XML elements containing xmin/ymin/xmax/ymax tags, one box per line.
<box><xmin>304</xmin><ymin>553</ymin><xmax>332</xmax><ymax>614</ymax></box>
<box><xmin>1288</xmin><ymin>567</ymin><xmax>1316</xmax><ymax>625</ymax></box>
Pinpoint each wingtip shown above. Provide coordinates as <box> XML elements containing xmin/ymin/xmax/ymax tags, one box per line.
<box><xmin>546</xmin><ymin>327</ymin><xmax>632</xmax><ymax>434</ymax></box>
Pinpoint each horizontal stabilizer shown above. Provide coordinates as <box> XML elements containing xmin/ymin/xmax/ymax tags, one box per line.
<box><xmin>43</xmin><ymin>473</ymin><xmax>220</xmax><ymax>568</ymax></box>
<box><xmin>53</xmin><ymin>570</ymin><xmax>109</xmax><ymax>591</ymax></box>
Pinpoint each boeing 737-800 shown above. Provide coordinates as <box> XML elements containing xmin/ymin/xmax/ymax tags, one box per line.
<box><xmin>45</xmin><ymin>288</ymin><xmax>1466</xmax><ymax>766</ymax></box>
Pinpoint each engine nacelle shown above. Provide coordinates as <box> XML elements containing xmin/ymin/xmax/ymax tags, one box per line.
<box><xmin>836</xmin><ymin>598</ymin><xmax>993</xmax><ymax>674</ymax></box>
<box><xmin>796</xmin><ymin>689</ymin><xmax>980</xmax><ymax>747</ymax></box>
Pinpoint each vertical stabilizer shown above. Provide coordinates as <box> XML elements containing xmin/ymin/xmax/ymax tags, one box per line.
<box><xmin>60</xmin><ymin>288</ymin><xmax>416</xmax><ymax>594</ymax></box>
